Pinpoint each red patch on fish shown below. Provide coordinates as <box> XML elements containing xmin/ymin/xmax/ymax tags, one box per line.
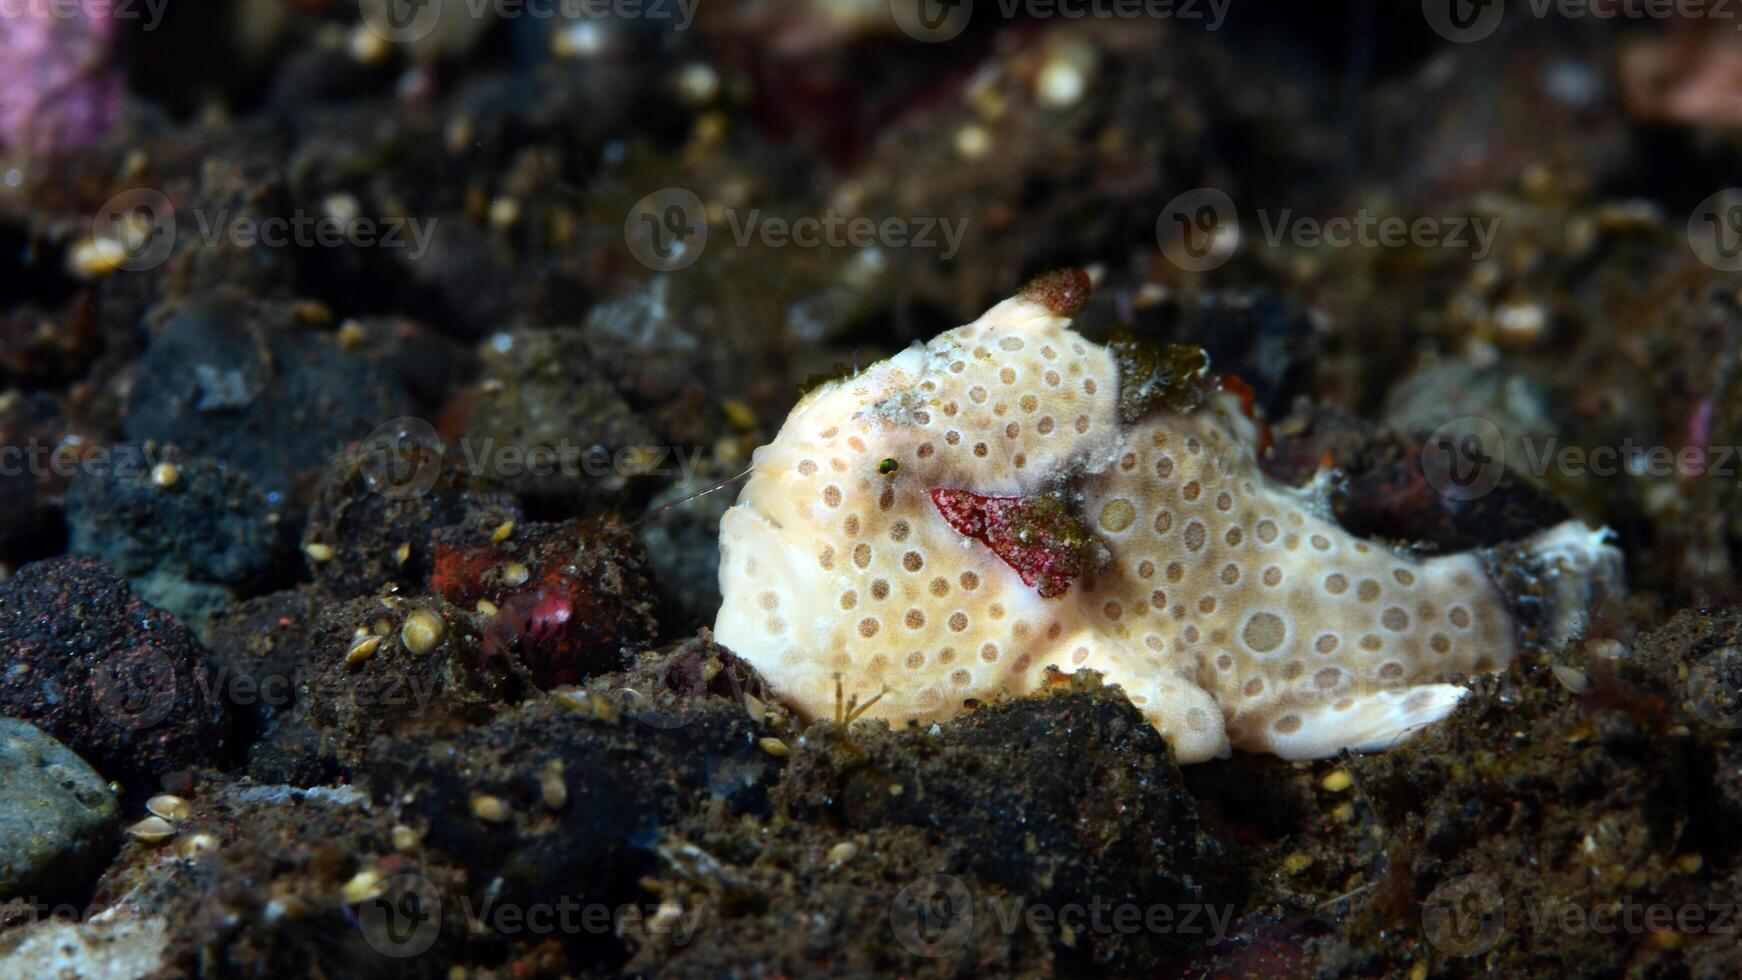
<box><xmin>929</xmin><ymin>487</ymin><xmax>1095</xmax><ymax>598</ymax></box>
<box><xmin>1216</xmin><ymin>373</ymin><xmax>1273</xmax><ymax>455</ymax></box>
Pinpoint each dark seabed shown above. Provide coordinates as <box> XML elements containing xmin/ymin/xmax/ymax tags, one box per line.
<box><xmin>3</xmin><ymin>1</ymin><xmax>1742</xmax><ymax>977</ymax></box>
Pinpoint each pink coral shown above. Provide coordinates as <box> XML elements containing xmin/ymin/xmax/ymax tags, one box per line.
<box><xmin>0</xmin><ymin>0</ymin><xmax>124</xmax><ymax>155</ymax></box>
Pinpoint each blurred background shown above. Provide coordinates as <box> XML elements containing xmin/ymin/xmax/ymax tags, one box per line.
<box><xmin>4</xmin><ymin>1</ymin><xmax>1742</xmax><ymax>976</ymax></box>
<box><xmin>4</xmin><ymin>0</ymin><xmax>1742</xmax><ymax>611</ymax></box>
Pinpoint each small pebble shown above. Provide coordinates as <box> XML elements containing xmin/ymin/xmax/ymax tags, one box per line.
<box><xmin>954</xmin><ymin>124</ymin><xmax>991</xmax><ymax>161</ymax></box>
<box><xmin>323</xmin><ymin>192</ymin><xmax>361</xmax><ymax>226</ymax></box>
<box><xmin>146</xmin><ymin>794</ymin><xmax>191</xmax><ymax>822</ymax></box>
<box><xmin>470</xmin><ymin>794</ymin><xmax>511</xmax><ymax>823</ymax></box>
<box><xmin>266</xmin><ymin>895</ymin><xmax>312</xmax><ymax>921</ymax></box>
<box><xmin>1552</xmin><ymin>664</ymin><xmax>1591</xmax><ymax>694</ymax></box>
<box><xmin>722</xmin><ymin>399</ymin><xmax>757</xmax><ymax>432</ymax></box>
<box><xmin>349</xmin><ymin>23</ymin><xmax>391</xmax><ymax>65</ymax></box>
<box><xmin>337</xmin><ymin>320</ymin><xmax>369</xmax><ymax>351</ymax></box>
<box><xmin>400</xmin><ymin>608</ymin><xmax>446</xmax><ymax>655</ymax></box>
<box><xmin>305</xmin><ymin>542</ymin><xmax>336</xmax><ymax>563</ymax></box>
<box><xmin>67</xmin><ymin>237</ymin><xmax>128</xmax><ymax>279</ymax></box>
<box><xmin>392</xmin><ymin>824</ymin><xmax>422</xmax><ymax>851</ymax></box>
<box><xmin>552</xmin><ymin>19</ymin><xmax>607</xmax><ymax>59</ymax></box>
<box><xmin>502</xmin><ymin>562</ymin><xmax>530</xmax><ymax>587</ymax></box>
<box><xmin>175</xmin><ymin>833</ymin><xmax>220</xmax><ymax>858</ymax></box>
<box><xmin>445</xmin><ymin>115</ymin><xmax>475</xmax><ymax>153</ymax></box>
<box><xmin>0</xmin><ymin>719</ymin><xmax>120</xmax><ymax>896</ymax></box>
<box><xmin>488</xmin><ymin>197</ymin><xmax>520</xmax><ymax>230</ymax></box>
<box><xmin>649</xmin><ymin>899</ymin><xmax>686</xmax><ymax>934</ymax></box>
<box><xmin>540</xmin><ymin>762</ymin><xmax>568</xmax><ymax>810</ymax></box>
<box><xmin>340</xmin><ymin>868</ymin><xmax>385</xmax><ymax>903</ymax></box>
<box><xmin>127</xmin><ymin>815</ymin><xmax>176</xmax><ymax>845</ymax></box>
<box><xmin>677</xmin><ymin>62</ymin><xmax>720</xmax><ymax>104</ymax></box>
<box><xmin>345</xmin><ymin>633</ymin><xmax>383</xmax><ymax>668</ymax></box>
<box><xmin>288</xmin><ymin>301</ymin><xmax>331</xmax><ymax>325</ymax></box>
<box><xmin>1494</xmin><ymin>301</ymin><xmax>1548</xmax><ymax>347</ymax></box>
<box><xmin>1036</xmin><ymin>48</ymin><xmax>1090</xmax><ymax>109</ymax></box>
<box><xmin>1321</xmin><ymin>770</ymin><xmax>1354</xmax><ymax>793</ymax></box>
